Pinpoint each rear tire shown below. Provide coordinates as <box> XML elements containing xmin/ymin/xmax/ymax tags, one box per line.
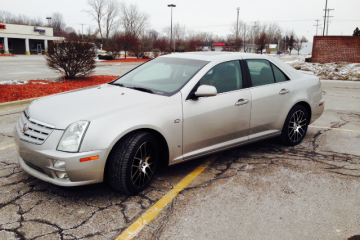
<box><xmin>107</xmin><ymin>131</ymin><xmax>159</xmax><ymax>195</ymax></box>
<box><xmin>280</xmin><ymin>105</ymin><xmax>309</xmax><ymax>146</ymax></box>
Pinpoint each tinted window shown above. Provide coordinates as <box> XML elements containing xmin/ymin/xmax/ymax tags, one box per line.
<box><xmin>199</xmin><ymin>61</ymin><xmax>242</xmax><ymax>93</ymax></box>
<box><xmin>112</xmin><ymin>57</ymin><xmax>209</xmax><ymax>96</ymax></box>
<box><xmin>246</xmin><ymin>60</ymin><xmax>275</xmax><ymax>87</ymax></box>
<box><xmin>271</xmin><ymin>63</ymin><xmax>289</xmax><ymax>82</ymax></box>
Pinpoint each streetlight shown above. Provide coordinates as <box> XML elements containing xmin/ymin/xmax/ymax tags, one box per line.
<box><xmin>168</xmin><ymin>4</ymin><xmax>176</xmax><ymax>53</ymax></box>
<box><xmin>46</xmin><ymin>17</ymin><xmax>51</xmax><ymax>26</ymax></box>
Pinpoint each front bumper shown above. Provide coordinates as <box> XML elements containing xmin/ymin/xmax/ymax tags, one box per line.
<box><xmin>14</xmin><ymin>126</ymin><xmax>108</xmax><ymax>187</ymax></box>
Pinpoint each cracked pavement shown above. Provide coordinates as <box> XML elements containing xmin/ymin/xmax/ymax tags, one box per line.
<box><xmin>1</xmin><ymin>80</ymin><xmax>360</xmax><ymax>239</ymax></box>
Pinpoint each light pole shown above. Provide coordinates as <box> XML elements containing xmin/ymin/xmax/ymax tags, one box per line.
<box><xmin>168</xmin><ymin>4</ymin><xmax>176</xmax><ymax>53</ymax></box>
<box><xmin>46</xmin><ymin>17</ymin><xmax>51</xmax><ymax>27</ymax></box>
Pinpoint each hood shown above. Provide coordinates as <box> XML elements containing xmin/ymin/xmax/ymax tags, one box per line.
<box><xmin>26</xmin><ymin>84</ymin><xmax>165</xmax><ymax>129</ymax></box>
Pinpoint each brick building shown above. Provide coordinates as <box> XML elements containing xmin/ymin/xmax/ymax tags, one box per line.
<box><xmin>312</xmin><ymin>36</ymin><xmax>360</xmax><ymax>63</ymax></box>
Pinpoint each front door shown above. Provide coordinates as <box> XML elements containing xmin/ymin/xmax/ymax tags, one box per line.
<box><xmin>182</xmin><ymin>60</ymin><xmax>251</xmax><ymax>159</ymax></box>
<box><xmin>37</xmin><ymin>44</ymin><xmax>42</xmax><ymax>54</ymax></box>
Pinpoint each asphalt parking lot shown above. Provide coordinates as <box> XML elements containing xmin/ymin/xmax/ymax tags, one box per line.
<box><xmin>1</xmin><ymin>58</ymin><xmax>360</xmax><ymax>239</ymax></box>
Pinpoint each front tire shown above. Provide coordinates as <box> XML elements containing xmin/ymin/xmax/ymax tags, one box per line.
<box><xmin>280</xmin><ymin>105</ymin><xmax>309</xmax><ymax>146</ymax></box>
<box><xmin>107</xmin><ymin>131</ymin><xmax>159</xmax><ymax>195</ymax></box>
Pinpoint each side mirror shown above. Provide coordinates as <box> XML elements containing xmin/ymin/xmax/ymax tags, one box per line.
<box><xmin>195</xmin><ymin>85</ymin><xmax>217</xmax><ymax>97</ymax></box>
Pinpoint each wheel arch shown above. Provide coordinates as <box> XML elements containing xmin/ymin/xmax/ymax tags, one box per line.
<box><xmin>293</xmin><ymin>101</ymin><xmax>312</xmax><ymax>124</ymax></box>
<box><xmin>103</xmin><ymin>128</ymin><xmax>170</xmax><ymax>182</ymax></box>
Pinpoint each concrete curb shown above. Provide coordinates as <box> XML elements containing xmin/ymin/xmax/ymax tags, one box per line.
<box><xmin>0</xmin><ymin>97</ymin><xmax>40</xmax><ymax>108</ymax></box>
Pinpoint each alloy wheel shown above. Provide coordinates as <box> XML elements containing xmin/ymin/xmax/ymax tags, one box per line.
<box><xmin>131</xmin><ymin>141</ymin><xmax>155</xmax><ymax>188</ymax></box>
<box><xmin>288</xmin><ymin>110</ymin><xmax>307</xmax><ymax>142</ymax></box>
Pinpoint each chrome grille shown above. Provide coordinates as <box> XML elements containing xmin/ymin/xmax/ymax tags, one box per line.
<box><xmin>16</xmin><ymin>111</ymin><xmax>55</xmax><ymax>145</ymax></box>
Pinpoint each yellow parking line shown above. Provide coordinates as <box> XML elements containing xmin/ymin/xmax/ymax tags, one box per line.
<box><xmin>309</xmin><ymin>126</ymin><xmax>360</xmax><ymax>133</ymax></box>
<box><xmin>0</xmin><ymin>144</ymin><xmax>15</xmax><ymax>151</ymax></box>
<box><xmin>116</xmin><ymin>154</ymin><xmax>219</xmax><ymax>240</ymax></box>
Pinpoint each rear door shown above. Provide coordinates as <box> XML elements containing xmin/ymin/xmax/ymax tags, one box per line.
<box><xmin>245</xmin><ymin>59</ymin><xmax>296</xmax><ymax>140</ymax></box>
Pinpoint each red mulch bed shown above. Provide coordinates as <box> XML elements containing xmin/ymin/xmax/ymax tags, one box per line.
<box><xmin>0</xmin><ymin>75</ymin><xmax>118</xmax><ymax>103</ymax></box>
<box><xmin>102</xmin><ymin>59</ymin><xmax>149</xmax><ymax>63</ymax></box>
<box><xmin>0</xmin><ymin>54</ymin><xmax>15</xmax><ymax>57</ymax></box>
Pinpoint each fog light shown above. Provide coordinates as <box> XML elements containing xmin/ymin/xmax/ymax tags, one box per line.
<box><xmin>53</xmin><ymin>160</ymin><xmax>68</xmax><ymax>179</ymax></box>
<box><xmin>54</xmin><ymin>160</ymin><xmax>66</xmax><ymax>169</ymax></box>
<box><xmin>55</xmin><ymin>171</ymin><xmax>68</xmax><ymax>179</ymax></box>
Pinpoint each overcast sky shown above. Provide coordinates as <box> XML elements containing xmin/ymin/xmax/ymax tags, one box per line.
<box><xmin>3</xmin><ymin>0</ymin><xmax>360</xmax><ymax>41</ymax></box>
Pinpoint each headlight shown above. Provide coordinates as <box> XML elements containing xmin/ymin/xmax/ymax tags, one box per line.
<box><xmin>57</xmin><ymin>121</ymin><xmax>90</xmax><ymax>152</ymax></box>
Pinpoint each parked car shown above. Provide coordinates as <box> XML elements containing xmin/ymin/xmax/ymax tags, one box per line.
<box><xmin>14</xmin><ymin>52</ymin><xmax>324</xmax><ymax>194</ymax></box>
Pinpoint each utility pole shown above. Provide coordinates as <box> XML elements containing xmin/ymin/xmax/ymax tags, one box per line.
<box><xmin>314</xmin><ymin>20</ymin><xmax>320</xmax><ymax>36</ymax></box>
<box><xmin>325</xmin><ymin>9</ymin><xmax>334</xmax><ymax>35</ymax></box>
<box><xmin>323</xmin><ymin>0</ymin><xmax>327</xmax><ymax>36</ymax></box>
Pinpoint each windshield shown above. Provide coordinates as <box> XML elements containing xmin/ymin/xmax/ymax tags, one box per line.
<box><xmin>111</xmin><ymin>57</ymin><xmax>209</xmax><ymax>96</ymax></box>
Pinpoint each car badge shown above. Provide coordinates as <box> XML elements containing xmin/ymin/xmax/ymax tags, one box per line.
<box><xmin>22</xmin><ymin>123</ymin><xmax>28</xmax><ymax>133</ymax></box>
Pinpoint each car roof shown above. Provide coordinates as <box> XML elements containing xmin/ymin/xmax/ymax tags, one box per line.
<box><xmin>160</xmin><ymin>52</ymin><xmax>269</xmax><ymax>62</ymax></box>
<box><xmin>160</xmin><ymin>52</ymin><xmax>303</xmax><ymax>80</ymax></box>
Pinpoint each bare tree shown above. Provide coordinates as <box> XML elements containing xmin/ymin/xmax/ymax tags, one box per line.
<box><xmin>173</xmin><ymin>23</ymin><xmax>186</xmax><ymax>51</ymax></box>
<box><xmin>255</xmin><ymin>32</ymin><xmax>269</xmax><ymax>54</ymax></box>
<box><xmin>104</xmin><ymin>0</ymin><xmax>121</xmax><ymax>42</ymax></box>
<box><xmin>153</xmin><ymin>38</ymin><xmax>169</xmax><ymax>54</ymax></box>
<box><xmin>49</xmin><ymin>13</ymin><xmax>66</xmax><ymax>36</ymax></box>
<box><xmin>266</xmin><ymin>22</ymin><xmax>282</xmax><ymax>44</ymax></box>
<box><xmin>121</xmin><ymin>3</ymin><xmax>150</xmax><ymax>37</ymax></box>
<box><xmin>118</xmin><ymin>33</ymin><xmax>139</xmax><ymax>59</ymax></box>
<box><xmin>231</xmin><ymin>20</ymin><xmax>248</xmax><ymax>44</ymax></box>
<box><xmin>293</xmin><ymin>36</ymin><xmax>308</xmax><ymax>55</ymax></box>
<box><xmin>85</xmin><ymin>0</ymin><xmax>107</xmax><ymax>42</ymax></box>
<box><xmin>286</xmin><ymin>31</ymin><xmax>296</xmax><ymax>55</ymax></box>
<box><xmin>163</xmin><ymin>26</ymin><xmax>171</xmax><ymax>39</ymax></box>
<box><xmin>0</xmin><ymin>11</ymin><xmax>13</xmax><ymax>23</ymax></box>
<box><xmin>0</xmin><ymin>11</ymin><xmax>44</xmax><ymax>26</ymax></box>
<box><xmin>199</xmin><ymin>31</ymin><xmax>214</xmax><ymax>43</ymax></box>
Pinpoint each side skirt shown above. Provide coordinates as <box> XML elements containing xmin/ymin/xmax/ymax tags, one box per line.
<box><xmin>169</xmin><ymin>132</ymin><xmax>281</xmax><ymax>166</ymax></box>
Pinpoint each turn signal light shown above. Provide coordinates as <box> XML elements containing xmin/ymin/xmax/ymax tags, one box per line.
<box><xmin>80</xmin><ymin>155</ymin><xmax>99</xmax><ymax>162</ymax></box>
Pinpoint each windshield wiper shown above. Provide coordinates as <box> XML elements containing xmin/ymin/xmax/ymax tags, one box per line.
<box><xmin>110</xmin><ymin>82</ymin><xmax>125</xmax><ymax>87</ymax></box>
<box><xmin>131</xmin><ymin>87</ymin><xmax>154</xmax><ymax>94</ymax></box>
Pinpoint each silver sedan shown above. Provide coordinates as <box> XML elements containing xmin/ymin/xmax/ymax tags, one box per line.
<box><xmin>14</xmin><ymin>52</ymin><xmax>324</xmax><ymax>194</ymax></box>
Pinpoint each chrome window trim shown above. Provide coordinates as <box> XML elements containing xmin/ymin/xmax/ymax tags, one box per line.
<box><xmin>248</xmin><ymin>80</ymin><xmax>290</xmax><ymax>90</ymax></box>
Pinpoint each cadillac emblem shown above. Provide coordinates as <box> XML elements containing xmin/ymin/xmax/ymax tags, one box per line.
<box><xmin>22</xmin><ymin>123</ymin><xmax>28</xmax><ymax>133</ymax></box>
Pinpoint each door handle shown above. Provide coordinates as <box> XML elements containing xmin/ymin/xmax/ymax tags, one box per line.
<box><xmin>279</xmin><ymin>88</ymin><xmax>290</xmax><ymax>95</ymax></box>
<box><xmin>235</xmin><ymin>99</ymin><xmax>249</xmax><ymax>106</ymax></box>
